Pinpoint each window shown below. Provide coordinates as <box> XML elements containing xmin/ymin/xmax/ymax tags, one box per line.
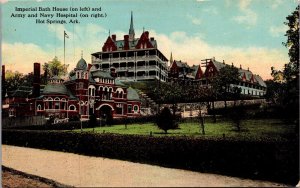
<box><xmin>127</xmin><ymin>105</ymin><xmax>132</xmax><ymax>113</ymax></box>
<box><xmin>133</xmin><ymin>105</ymin><xmax>139</xmax><ymax>113</ymax></box>
<box><xmin>88</xmin><ymin>86</ymin><xmax>96</xmax><ymax>96</ymax></box>
<box><xmin>61</xmin><ymin>102</ymin><xmax>65</xmax><ymax>110</ymax></box>
<box><xmin>48</xmin><ymin>101</ymin><xmax>53</xmax><ymax>109</ymax></box>
<box><xmin>69</xmin><ymin>105</ymin><xmax>76</xmax><ymax>111</ymax></box>
<box><xmin>37</xmin><ymin>104</ymin><xmax>42</xmax><ymax>111</ymax></box>
<box><xmin>55</xmin><ymin>102</ymin><xmax>60</xmax><ymax>109</ymax></box>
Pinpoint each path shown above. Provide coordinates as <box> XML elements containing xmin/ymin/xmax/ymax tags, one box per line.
<box><xmin>2</xmin><ymin>145</ymin><xmax>288</xmax><ymax>187</ymax></box>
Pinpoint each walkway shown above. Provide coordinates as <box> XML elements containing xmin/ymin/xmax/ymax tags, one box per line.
<box><xmin>2</xmin><ymin>145</ymin><xmax>288</xmax><ymax>187</ymax></box>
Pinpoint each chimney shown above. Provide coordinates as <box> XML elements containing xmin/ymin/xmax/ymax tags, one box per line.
<box><xmin>231</xmin><ymin>62</ymin><xmax>234</xmax><ymax>67</ymax></box>
<box><xmin>223</xmin><ymin>60</ymin><xmax>225</xmax><ymax>64</ymax></box>
<box><xmin>145</xmin><ymin>31</ymin><xmax>149</xmax><ymax>39</ymax></box>
<box><xmin>33</xmin><ymin>62</ymin><xmax>41</xmax><ymax>98</ymax></box>
<box><xmin>88</xmin><ymin>64</ymin><xmax>93</xmax><ymax>71</ymax></box>
<box><xmin>110</xmin><ymin>67</ymin><xmax>117</xmax><ymax>78</ymax></box>
<box><xmin>2</xmin><ymin>65</ymin><xmax>5</xmax><ymax>98</ymax></box>
<box><xmin>112</xmin><ymin>34</ymin><xmax>116</xmax><ymax>41</ymax></box>
<box><xmin>240</xmin><ymin>64</ymin><xmax>242</xmax><ymax>69</ymax></box>
<box><xmin>150</xmin><ymin>37</ymin><xmax>154</xmax><ymax>41</ymax></box>
<box><xmin>248</xmin><ymin>67</ymin><xmax>249</xmax><ymax>71</ymax></box>
<box><xmin>124</xmin><ymin>35</ymin><xmax>129</xmax><ymax>50</ymax></box>
<box><xmin>2</xmin><ymin>65</ymin><xmax>5</xmax><ymax>85</ymax></box>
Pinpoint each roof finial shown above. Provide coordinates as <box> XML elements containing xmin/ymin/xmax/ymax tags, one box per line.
<box><xmin>143</xmin><ymin>27</ymin><xmax>145</xmax><ymax>33</ymax></box>
<box><xmin>109</xmin><ymin>29</ymin><xmax>110</xmax><ymax>37</ymax></box>
<box><xmin>81</xmin><ymin>50</ymin><xmax>83</xmax><ymax>58</ymax></box>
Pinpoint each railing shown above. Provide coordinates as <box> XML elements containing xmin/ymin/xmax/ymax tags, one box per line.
<box><xmin>45</xmin><ymin>109</ymin><xmax>65</xmax><ymax>113</ymax></box>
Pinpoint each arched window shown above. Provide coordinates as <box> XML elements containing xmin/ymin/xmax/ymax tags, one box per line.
<box><xmin>69</xmin><ymin>105</ymin><xmax>76</xmax><ymax>111</ymax></box>
<box><xmin>37</xmin><ymin>104</ymin><xmax>42</xmax><ymax>111</ymax></box>
<box><xmin>77</xmin><ymin>72</ymin><xmax>80</xmax><ymax>79</ymax></box>
<box><xmin>119</xmin><ymin>91</ymin><xmax>123</xmax><ymax>98</ymax></box>
<box><xmin>88</xmin><ymin>85</ymin><xmax>96</xmax><ymax>96</ymax></box>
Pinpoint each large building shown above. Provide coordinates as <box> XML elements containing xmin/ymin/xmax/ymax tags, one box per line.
<box><xmin>91</xmin><ymin>12</ymin><xmax>168</xmax><ymax>82</ymax></box>
<box><xmin>203</xmin><ymin>58</ymin><xmax>267</xmax><ymax>96</ymax></box>
<box><xmin>5</xmin><ymin>59</ymin><xmax>141</xmax><ymax>121</ymax></box>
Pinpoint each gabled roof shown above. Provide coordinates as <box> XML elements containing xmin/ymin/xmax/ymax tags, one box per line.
<box><xmin>254</xmin><ymin>74</ymin><xmax>267</xmax><ymax>87</ymax></box>
<box><xmin>238</xmin><ymin>69</ymin><xmax>253</xmax><ymax>81</ymax></box>
<box><xmin>174</xmin><ymin>60</ymin><xmax>189</xmax><ymax>68</ymax></box>
<box><xmin>191</xmin><ymin>65</ymin><xmax>200</xmax><ymax>77</ymax></box>
<box><xmin>103</xmin><ymin>31</ymin><xmax>157</xmax><ymax>51</ymax></box>
<box><xmin>210</xmin><ymin>59</ymin><xmax>226</xmax><ymax>71</ymax></box>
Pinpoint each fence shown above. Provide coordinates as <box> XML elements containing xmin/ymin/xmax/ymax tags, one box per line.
<box><xmin>2</xmin><ymin>115</ymin><xmax>46</xmax><ymax>128</ymax></box>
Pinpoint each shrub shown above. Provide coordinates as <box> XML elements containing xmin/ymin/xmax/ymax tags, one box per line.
<box><xmin>156</xmin><ymin>107</ymin><xmax>178</xmax><ymax>134</ymax></box>
<box><xmin>2</xmin><ymin>129</ymin><xmax>299</xmax><ymax>185</ymax></box>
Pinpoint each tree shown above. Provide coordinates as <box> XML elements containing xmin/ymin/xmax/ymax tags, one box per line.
<box><xmin>5</xmin><ymin>70</ymin><xmax>24</xmax><ymax>91</ymax></box>
<box><xmin>42</xmin><ymin>57</ymin><xmax>68</xmax><ymax>83</ymax></box>
<box><xmin>211</xmin><ymin>65</ymin><xmax>240</xmax><ymax>108</ymax></box>
<box><xmin>155</xmin><ymin>81</ymin><xmax>183</xmax><ymax>116</ymax></box>
<box><xmin>156</xmin><ymin>107</ymin><xmax>178</xmax><ymax>134</ymax></box>
<box><xmin>281</xmin><ymin>6</ymin><xmax>299</xmax><ymax>126</ymax></box>
<box><xmin>283</xmin><ymin>6</ymin><xmax>299</xmax><ymax>83</ymax></box>
<box><xmin>89</xmin><ymin>113</ymin><xmax>97</xmax><ymax>132</ymax></box>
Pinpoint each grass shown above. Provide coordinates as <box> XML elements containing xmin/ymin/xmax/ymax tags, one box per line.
<box><xmin>73</xmin><ymin>119</ymin><xmax>296</xmax><ymax>141</ymax></box>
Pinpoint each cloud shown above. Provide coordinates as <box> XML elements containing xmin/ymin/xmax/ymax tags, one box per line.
<box><xmin>148</xmin><ymin>30</ymin><xmax>288</xmax><ymax>80</ymax></box>
<box><xmin>232</xmin><ymin>0</ymin><xmax>257</xmax><ymax>27</ymax></box>
<box><xmin>271</xmin><ymin>0</ymin><xmax>284</xmax><ymax>9</ymax></box>
<box><xmin>2</xmin><ymin>42</ymin><xmax>53</xmax><ymax>73</ymax></box>
<box><xmin>269</xmin><ymin>25</ymin><xmax>288</xmax><ymax>37</ymax></box>
<box><xmin>187</xmin><ymin>14</ymin><xmax>202</xmax><ymax>25</ymax></box>
<box><xmin>3</xmin><ymin>25</ymin><xmax>288</xmax><ymax>80</ymax></box>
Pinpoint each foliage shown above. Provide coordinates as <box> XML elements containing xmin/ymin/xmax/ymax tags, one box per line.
<box><xmin>4</xmin><ymin>70</ymin><xmax>24</xmax><ymax>92</ymax></box>
<box><xmin>211</xmin><ymin>65</ymin><xmax>241</xmax><ymax>107</ymax></box>
<box><xmin>42</xmin><ymin>56</ymin><xmax>68</xmax><ymax>84</ymax></box>
<box><xmin>2</xmin><ymin>128</ymin><xmax>298</xmax><ymax>185</ymax></box>
<box><xmin>283</xmin><ymin>5</ymin><xmax>299</xmax><ymax>83</ymax></box>
<box><xmin>265</xmin><ymin>79</ymin><xmax>285</xmax><ymax>105</ymax></box>
<box><xmin>156</xmin><ymin>107</ymin><xmax>178</xmax><ymax>133</ymax></box>
<box><xmin>282</xmin><ymin>6</ymin><xmax>299</xmax><ymax>125</ymax></box>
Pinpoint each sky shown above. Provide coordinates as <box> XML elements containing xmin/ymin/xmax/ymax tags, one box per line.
<box><xmin>1</xmin><ymin>0</ymin><xmax>298</xmax><ymax>80</ymax></box>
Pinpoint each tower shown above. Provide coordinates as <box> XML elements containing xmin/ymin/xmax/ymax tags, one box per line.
<box><xmin>129</xmin><ymin>11</ymin><xmax>135</xmax><ymax>42</ymax></box>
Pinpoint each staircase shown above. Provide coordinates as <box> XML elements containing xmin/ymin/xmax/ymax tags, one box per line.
<box><xmin>136</xmin><ymin>89</ymin><xmax>158</xmax><ymax>116</ymax></box>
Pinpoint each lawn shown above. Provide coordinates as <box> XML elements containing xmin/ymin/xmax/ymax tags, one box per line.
<box><xmin>73</xmin><ymin>119</ymin><xmax>296</xmax><ymax>140</ymax></box>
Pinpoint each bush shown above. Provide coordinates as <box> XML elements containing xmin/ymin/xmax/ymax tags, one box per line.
<box><xmin>156</xmin><ymin>107</ymin><xmax>179</xmax><ymax>134</ymax></box>
<box><xmin>2</xmin><ymin>129</ymin><xmax>298</xmax><ymax>185</ymax></box>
